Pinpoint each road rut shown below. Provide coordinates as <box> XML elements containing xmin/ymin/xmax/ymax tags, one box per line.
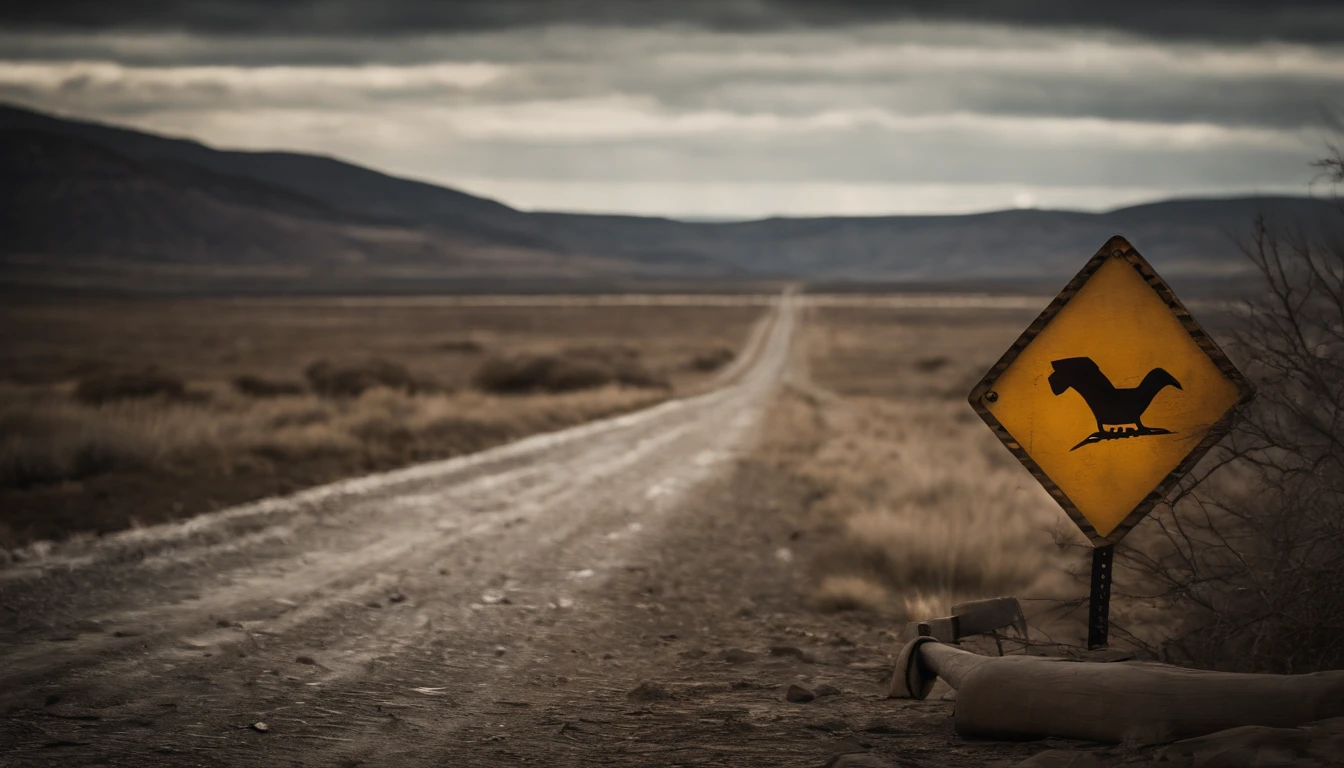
<box><xmin>0</xmin><ymin>297</ymin><xmax>822</xmax><ymax>765</ymax></box>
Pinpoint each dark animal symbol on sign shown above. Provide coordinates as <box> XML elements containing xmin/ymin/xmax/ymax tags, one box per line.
<box><xmin>1048</xmin><ymin>357</ymin><xmax>1182</xmax><ymax>451</ymax></box>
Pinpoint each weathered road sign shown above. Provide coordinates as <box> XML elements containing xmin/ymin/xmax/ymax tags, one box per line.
<box><xmin>969</xmin><ymin>235</ymin><xmax>1253</xmax><ymax>546</ymax></box>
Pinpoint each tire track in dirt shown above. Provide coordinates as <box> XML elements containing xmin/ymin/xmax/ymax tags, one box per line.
<box><xmin>0</xmin><ymin>295</ymin><xmax>797</xmax><ymax>764</ymax></box>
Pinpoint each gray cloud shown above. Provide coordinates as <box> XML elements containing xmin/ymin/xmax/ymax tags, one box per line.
<box><xmin>5</xmin><ymin>26</ymin><xmax>1342</xmax><ymax>131</ymax></box>
<box><xmin>0</xmin><ymin>8</ymin><xmax>1338</xmax><ymax>217</ymax></box>
<box><xmin>4</xmin><ymin>1</ymin><xmax>1344</xmax><ymax>44</ymax></box>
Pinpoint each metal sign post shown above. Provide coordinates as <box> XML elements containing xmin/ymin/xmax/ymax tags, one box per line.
<box><xmin>1087</xmin><ymin>544</ymin><xmax>1114</xmax><ymax>649</ymax></box>
<box><xmin>968</xmin><ymin>235</ymin><xmax>1252</xmax><ymax>648</ymax></box>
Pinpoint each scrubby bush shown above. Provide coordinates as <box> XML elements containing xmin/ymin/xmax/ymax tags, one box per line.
<box><xmin>914</xmin><ymin>356</ymin><xmax>950</xmax><ymax>372</ymax></box>
<box><xmin>437</xmin><ymin>339</ymin><xmax>485</xmax><ymax>353</ymax></box>
<box><xmin>689</xmin><ymin>347</ymin><xmax>735</xmax><ymax>372</ymax></box>
<box><xmin>304</xmin><ymin>358</ymin><xmax>421</xmax><ymax>398</ymax></box>
<box><xmin>473</xmin><ymin>346</ymin><xmax>667</xmax><ymax>394</ymax></box>
<box><xmin>266</xmin><ymin>403</ymin><xmax>333</xmax><ymax>429</ymax></box>
<box><xmin>74</xmin><ymin>369</ymin><xmax>186</xmax><ymax>404</ymax></box>
<box><xmin>567</xmin><ymin>344</ymin><xmax>640</xmax><ymax>360</ymax></box>
<box><xmin>1120</xmin><ymin>171</ymin><xmax>1344</xmax><ymax>672</ymax></box>
<box><xmin>0</xmin><ymin>416</ymin><xmax>154</xmax><ymax>488</ymax></box>
<box><xmin>232</xmin><ymin>374</ymin><xmax>305</xmax><ymax>397</ymax></box>
<box><xmin>812</xmin><ymin>575</ymin><xmax>889</xmax><ymax>613</ymax></box>
<box><xmin>474</xmin><ymin>355</ymin><xmax>601</xmax><ymax>393</ymax></box>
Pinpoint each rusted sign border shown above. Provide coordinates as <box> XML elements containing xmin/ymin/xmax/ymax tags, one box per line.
<box><xmin>967</xmin><ymin>235</ymin><xmax>1255</xmax><ymax>546</ymax></box>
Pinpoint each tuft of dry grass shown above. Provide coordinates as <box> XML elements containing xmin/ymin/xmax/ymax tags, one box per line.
<box><xmin>473</xmin><ymin>346</ymin><xmax>667</xmax><ymax>394</ymax></box>
<box><xmin>232</xmin><ymin>374</ymin><xmax>305</xmax><ymax>397</ymax></box>
<box><xmin>812</xmin><ymin>575</ymin><xmax>889</xmax><ymax>613</ymax></box>
<box><xmin>305</xmin><ymin>358</ymin><xmax>426</xmax><ymax>398</ymax></box>
<box><xmin>74</xmin><ymin>369</ymin><xmax>187</xmax><ymax>404</ymax></box>
<box><xmin>688</xmin><ymin>347</ymin><xmax>735</xmax><ymax>372</ymax></box>
<box><xmin>0</xmin><ymin>416</ymin><xmax>154</xmax><ymax>488</ymax></box>
<box><xmin>436</xmin><ymin>338</ymin><xmax>485</xmax><ymax>353</ymax></box>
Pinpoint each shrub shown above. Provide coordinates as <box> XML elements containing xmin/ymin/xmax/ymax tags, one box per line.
<box><xmin>567</xmin><ymin>344</ymin><xmax>640</xmax><ymax>360</ymax></box>
<box><xmin>914</xmin><ymin>356</ymin><xmax>950</xmax><ymax>372</ymax></box>
<box><xmin>232</xmin><ymin>374</ymin><xmax>305</xmax><ymax>397</ymax></box>
<box><xmin>689</xmin><ymin>347</ymin><xmax>735</xmax><ymax>372</ymax></box>
<box><xmin>0</xmin><ymin>423</ymin><xmax>153</xmax><ymax>489</ymax></box>
<box><xmin>304</xmin><ymin>358</ymin><xmax>420</xmax><ymax>398</ymax></box>
<box><xmin>1120</xmin><ymin>193</ymin><xmax>1344</xmax><ymax>672</ymax></box>
<box><xmin>812</xmin><ymin>575</ymin><xmax>889</xmax><ymax>613</ymax></box>
<box><xmin>437</xmin><ymin>339</ymin><xmax>485</xmax><ymax>353</ymax></box>
<box><xmin>567</xmin><ymin>346</ymin><xmax>666</xmax><ymax>388</ymax></box>
<box><xmin>74</xmin><ymin>369</ymin><xmax>186</xmax><ymax>404</ymax></box>
<box><xmin>266</xmin><ymin>404</ymin><xmax>333</xmax><ymax>429</ymax></box>
<box><xmin>473</xmin><ymin>347</ymin><xmax>667</xmax><ymax>394</ymax></box>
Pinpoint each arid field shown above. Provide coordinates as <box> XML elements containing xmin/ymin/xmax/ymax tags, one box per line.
<box><xmin>0</xmin><ymin>298</ymin><xmax>764</xmax><ymax>550</ymax></box>
<box><xmin>786</xmin><ymin>302</ymin><xmax>1093</xmax><ymax>643</ymax></box>
<box><xmin>0</xmin><ymin>297</ymin><xmax>1146</xmax><ymax>646</ymax></box>
<box><xmin>0</xmin><ymin>293</ymin><xmax>1309</xmax><ymax>669</ymax></box>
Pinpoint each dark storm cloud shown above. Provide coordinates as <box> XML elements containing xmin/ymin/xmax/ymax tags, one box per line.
<box><xmin>4</xmin><ymin>21</ymin><xmax>1343</xmax><ymax>132</ymax></box>
<box><xmin>1</xmin><ymin>2</ymin><xmax>1337</xmax><ymax>216</ymax></box>
<box><xmin>5</xmin><ymin>0</ymin><xmax>1344</xmax><ymax>44</ymax></box>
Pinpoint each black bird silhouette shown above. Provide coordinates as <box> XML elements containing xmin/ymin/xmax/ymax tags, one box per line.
<box><xmin>1048</xmin><ymin>357</ymin><xmax>1182</xmax><ymax>450</ymax></box>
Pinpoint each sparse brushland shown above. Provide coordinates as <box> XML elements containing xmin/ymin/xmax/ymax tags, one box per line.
<box><xmin>0</xmin><ymin>299</ymin><xmax>762</xmax><ymax>550</ymax></box>
<box><xmin>473</xmin><ymin>345</ymin><xmax>668</xmax><ymax>394</ymax></box>
<box><xmin>787</xmin><ymin>304</ymin><xmax>1090</xmax><ymax>638</ymax></box>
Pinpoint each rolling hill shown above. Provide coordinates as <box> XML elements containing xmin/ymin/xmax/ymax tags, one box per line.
<box><xmin>1</xmin><ymin>102</ymin><xmax>1336</xmax><ymax>295</ymax></box>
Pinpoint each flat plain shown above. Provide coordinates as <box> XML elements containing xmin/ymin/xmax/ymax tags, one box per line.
<box><xmin>0</xmin><ymin>298</ymin><xmax>764</xmax><ymax>550</ymax></box>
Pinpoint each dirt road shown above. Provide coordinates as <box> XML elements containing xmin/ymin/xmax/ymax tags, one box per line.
<box><xmin>0</xmin><ymin>297</ymin><xmax>1099</xmax><ymax>767</ymax></box>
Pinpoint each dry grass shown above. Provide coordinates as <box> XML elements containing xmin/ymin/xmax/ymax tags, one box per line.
<box><xmin>304</xmin><ymin>358</ymin><xmax>426</xmax><ymax>397</ymax></box>
<box><xmin>791</xmin><ymin>304</ymin><xmax>1089</xmax><ymax>633</ymax></box>
<box><xmin>0</xmin><ymin>299</ymin><xmax>761</xmax><ymax>391</ymax></box>
<box><xmin>74</xmin><ymin>368</ymin><xmax>188</xmax><ymax>404</ymax></box>
<box><xmin>232</xmin><ymin>374</ymin><xmax>305</xmax><ymax>397</ymax></box>
<box><xmin>0</xmin><ymin>298</ymin><xmax>763</xmax><ymax>549</ymax></box>
<box><xmin>689</xmin><ymin>347</ymin><xmax>735</xmax><ymax>372</ymax></box>
<box><xmin>812</xmin><ymin>575</ymin><xmax>889</xmax><ymax>613</ymax></box>
<box><xmin>473</xmin><ymin>347</ymin><xmax>667</xmax><ymax>394</ymax></box>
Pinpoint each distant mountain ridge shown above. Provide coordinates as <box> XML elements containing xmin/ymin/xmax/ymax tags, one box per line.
<box><xmin>1</xmin><ymin>102</ymin><xmax>1336</xmax><ymax>295</ymax></box>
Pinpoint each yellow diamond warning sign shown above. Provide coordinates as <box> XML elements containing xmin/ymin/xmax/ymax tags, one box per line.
<box><xmin>969</xmin><ymin>236</ymin><xmax>1253</xmax><ymax>545</ymax></box>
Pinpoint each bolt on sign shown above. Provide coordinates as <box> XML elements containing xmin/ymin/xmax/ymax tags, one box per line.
<box><xmin>969</xmin><ymin>236</ymin><xmax>1254</xmax><ymax>545</ymax></box>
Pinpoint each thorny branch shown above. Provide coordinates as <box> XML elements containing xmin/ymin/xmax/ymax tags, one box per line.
<box><xmin>1117</xmin><ymin>195</ymin><xmax>1344</xmax><ymax>673</ymax></box>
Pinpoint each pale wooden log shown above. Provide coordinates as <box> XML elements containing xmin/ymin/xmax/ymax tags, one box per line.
<box><xmin>889</xmin><ymin>639</ymin><xmax>1344</xmax><ymax>745</ymax></box>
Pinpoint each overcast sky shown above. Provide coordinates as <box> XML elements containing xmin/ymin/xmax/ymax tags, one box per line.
<box><xmin>3</xmin><ymin>1</ymin><xmax>1343</xmax><ymax>218</ymax></box>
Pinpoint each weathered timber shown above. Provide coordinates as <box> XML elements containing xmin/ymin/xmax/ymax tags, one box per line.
<box><xmin>902</xmin><ymin>596</ymin><xmax>1027</xmax><ymax>644</ymax></box>
<box><xmin>889</xmin><ymin>638</ymin><xmax>1344</xmax><ymax>745</ymax></box>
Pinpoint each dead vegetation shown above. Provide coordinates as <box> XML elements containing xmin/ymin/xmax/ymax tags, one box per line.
<box><xmin>304</xmin><ymin>358</ymin><xmax>426</xmax><ymax>397</ymax></box>
<box><xmin>0</xmin><ymin>299</ymin><xmax>762</xmax><ymax>549</ymax></box>
<box><xmin>436</xmin><ymin>338</ymin><xmax>485</xmax><ymax>353</ymax></box>
<box><xmin>792</xmin><ymin>305</ymin><xmax>1088</xmax><ymax>630</ymax></box>
<box><xmin>796</xmin><ymin>237</ymin><xmax>1344</xmax><ymax>669</ymax></box>
<box><xmin>74</xmin><ymin>368</ymin><xmax>188</xmax><ymax>404</ymax></box>
<box><xmin>1116</xmin><ymin>193</ymin><xmax>1344</xmax><ymax>673</ymax></box>
<box><xmin>231</xmin><ymin>374</ymin><xmax>305</xmax><ymax>397</ymax></box>
<box><xmin>473</xmin><ymin>346</ymin><xmax>667</xmax><ymax>394</ymax></box>
<box><xmin>688</xmin><ymin>347</ymin><xmax>735</xmax><ymax>372</ymax></box>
